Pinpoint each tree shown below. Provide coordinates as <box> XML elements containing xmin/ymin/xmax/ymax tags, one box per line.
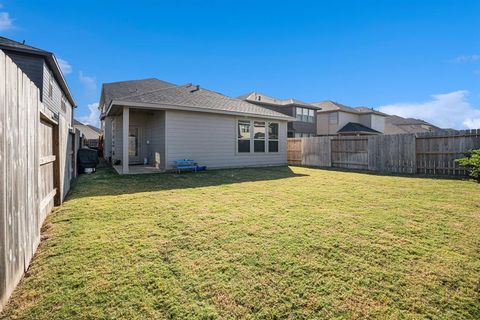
<box><xmin>456</xmin><ymin>149</ymin><xmax>480</xmax><ymax>182</ymax></box>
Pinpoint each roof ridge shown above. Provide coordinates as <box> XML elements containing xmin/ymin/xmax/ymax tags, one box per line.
<box><xmin>103</xmin><ymin>77</ymin><xmax>160</xmax><ymax>85</ymax></box>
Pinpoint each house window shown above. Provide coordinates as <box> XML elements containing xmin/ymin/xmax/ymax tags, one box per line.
<box><xmin>329</xmin><ymin>112</ymin><xmax>338</xmax><ymax>124</ymax></box>
<box><xmin>308</xmin><ymin>109</ymin><xmax>315</xmax><ymax>123</ymax></box>
<box><xmin>302</xmin><ymin>108</ymin><xmax>309</xmax><ymax>122</ymax></box>
<box><xmin>61</xmin><ymin>95</ymin><xmax>66</xmax><ymax>112</ymax></box>
<box><xmin>296</xmin><ymin>107</ymin><xmax>315</xmax><ymax>123</ymax></box>
<box><xmin>254</xmin><ymin>121</ymin><xmax>265</xmax><ymax>152</ymax></box>
<box><xmin>237</xmin><ymin>120</ymin><xmax>279</xmax><ymax>153</ymax></box>
<box><xmin>237</xmin><ymin>120</ymin><xmax>251</xmax><ymax>153</ymax></box>
<box><xmin>296</xmin><ymin>107</ymin><xmax>303</xmax><ymax>121</ymax></box>
<box><xmin>268</xmin><ymin>122</ymin><xmax>279</xmax><ymax>152</ymax></box>
<box><xmin>48</xmin><ymin>73</ymin><xmax>53</xmax><ymax>99</ymax></box>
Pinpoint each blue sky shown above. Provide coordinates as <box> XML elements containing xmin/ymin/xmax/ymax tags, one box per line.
<box><xmin>1</xmin><ymin>0</ymin><xmax>479</xmax><ymax>128</ymax></box>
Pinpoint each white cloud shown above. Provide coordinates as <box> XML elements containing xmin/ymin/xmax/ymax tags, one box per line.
<box><xmin>78</xmin><ymin>102</ymin><xmax>100</xmax><ymax>127</ymax></box>
<box><xmin>378</xmin><ymin>90</ymin><xmax>480</xmax><ymax>129</ymax></box>
<box><xmin>57</xmin><ymin>58</ymin><xmax>72</xmax><ymax>75</ymax></box>
<box><xmin>0</xmin><ymin>12</ymin><xmax>13</xmax><ymax>31</ymax></box>
<box><xmin>451</xmin><ymin>54</ymin><xmax>480</xmax><ymax>63</ymax></box>
<box><xmin>79</xmin><ymin>71</ymin><xmax>97</xmax><ymax>96</ymax></box>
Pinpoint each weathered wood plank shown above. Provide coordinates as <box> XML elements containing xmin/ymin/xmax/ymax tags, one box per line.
<box><xmin>39</xmin><ymin>155</ymin><xmax>56</xmax><ymax>166</ymax></box>
<box><xmin>0</xmin><ymin>50</ymin><xmax>7</xmax><ymax>308</ymax></box>
<box><xmin>288</xmin><ymin>131</ymin><xmax>478</xmax><ymax>176</ymax></box>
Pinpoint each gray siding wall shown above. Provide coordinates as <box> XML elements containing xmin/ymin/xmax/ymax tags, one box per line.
<box><xmin>111</xmin><ymin>115</ymin><xmax>122</xmax><ymax>161</ymax></box>
<box><xmin>110</xmin><ymin>109</ymin><xmax>166</xmax><ymax>169</ymax></box>
<box><xmin>42</xmin><ymin>62</ymin><xmax>72</xmax><ymax>117</ymax></box>
<box><xmin>291</xmin><ymin>106</ymin><xmax>317</xmax><ymax>136</ymax></box>
<box><xmin>103</xmin><ymin>117</ymin><xmax>112</xmax><ymax>160</ymax></box>
<box><xmin>3</xmin><ymin>52</ymin><xmax>73</xmax><ymax>122</ymax></box>
<box><xmin>145</xmin><ymin>111</ymin><xmax>166</xmax><ymax>169</ymax></box>
<box><xmin>317</xmin><ymin>112</ymin><xmax>331</xmax><ymax>135</ymax></box>
<box><xmin>165</xmin><ymin>110</ymin><xmax>288</xmax><ymax>170</ymax></box>
<box><xmin>4</xmin><ymin>51</ymin><xmax>43</xmax><ymax>91</ymax></box>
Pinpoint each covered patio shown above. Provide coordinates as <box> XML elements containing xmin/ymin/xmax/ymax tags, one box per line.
<box><xmin>105</xmin><ymin>106</ymin><xmax>166</xmax><ymax>174</ymax></box>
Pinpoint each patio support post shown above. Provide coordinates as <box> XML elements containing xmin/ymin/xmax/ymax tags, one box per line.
<box><xmin>122</xmin><ymin>106</ymin><xmax>129</xmax><ymax>174</ymax></box>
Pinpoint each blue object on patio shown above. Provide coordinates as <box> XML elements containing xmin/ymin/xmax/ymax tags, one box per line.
<box><xmin>173</xmin><ymin>159</ymin><xmax>198</xmax><ymax>173</ymax></box>
<box><xmin>195</xmin><ymin>165</ymin><xmax>207</xmax><ymax>171</ymax></box>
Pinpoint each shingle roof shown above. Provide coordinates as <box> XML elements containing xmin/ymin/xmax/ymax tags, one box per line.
<box><xmin>74</xmin><ymin>119</ymin><xmax>102</xmax><ymax>139</ymax></box>
<box><xmin>0</xmin><ymin>36</ymin><xmax>76</xmax><ymax>107</ymax></box>
<box><xmin>383</xmin><ymin>115</ymin><xmax>442</xmax><ymax>134</ymax></box>
<box><xmin>337</xmin><ymin>122</ymin><xmax>381</xmax><ymax>134</ymax></box>
<box><xmin>239</xmin><ymin>92</ymin><xmax>321</xmax><ymax>109</ymax></box>
<box><xmin>103</xmin><ymin>79</ymin><xmax>293</xmax><ymax>120</ymax></box>
<box><xmin>0</xmin><ymin>36</ymin><xmax>50</xmax><ymax>54</ymax></box>
<box><xmin>313</xmin><ymin>101</ymin><xmax>385</xmax><ymax>115</ymax></box>
<box><xmin>99</xmin><ymin>78</ymin><xmax>176</xmax><ymax>108</ymax></box>
<box><xmin>312</xmin><ymin>100</ymin><xmax>354</xmax><ymax>112</ymax></box>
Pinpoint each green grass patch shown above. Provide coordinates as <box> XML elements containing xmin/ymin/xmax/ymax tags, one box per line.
<box><xmin>2</xmin><ymin>164</ymin><xmax>479</xmax><ymax>319</ymax></box>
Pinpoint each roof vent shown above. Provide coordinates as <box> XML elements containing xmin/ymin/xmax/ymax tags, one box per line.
<box><xmin>190</xmin><ymin>84</ymin><xmax>200</xmax><ymax>93</ymax></box>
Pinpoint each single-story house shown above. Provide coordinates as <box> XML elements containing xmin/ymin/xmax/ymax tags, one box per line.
<box><xmin>98</xmin><ymin>78</ymin><xmax>293</xmax><ymax>174</ymax></box>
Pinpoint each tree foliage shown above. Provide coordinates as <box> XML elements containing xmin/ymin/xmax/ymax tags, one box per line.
<box><xmin>456</xmin><ymin>149</ymin><xmax>480</xmax><ymax>182</ymax></box>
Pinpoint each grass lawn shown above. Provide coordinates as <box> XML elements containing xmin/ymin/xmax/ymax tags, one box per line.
<box><xmin>1</xmin><ymin>164</ymin><xmax>479</xmax><ymax>319</ymax></box>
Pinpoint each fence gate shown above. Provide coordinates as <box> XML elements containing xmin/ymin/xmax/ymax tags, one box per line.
<box><xmin>287</xmin><ymin>138</ymin><xmax>302</xmax><ymax>165</ymax></box>
<box><xmin>331</xmin><ymin>137</ymin><xmax>369</xmax><ymax>170</ymax></box>
<box><xmin>38</xmin><ymin>115</ymin><xmax>58</xmax><ymax>221</ymax></box>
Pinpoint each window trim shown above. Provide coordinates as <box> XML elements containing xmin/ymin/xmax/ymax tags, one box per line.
<box><xmin>253</xmin><ymin>121</ymin><xmax>266</xmax><ymax>153</ymax></box>
<box><xmin>237</xmin><ymin>119</ymin><xmax>251</xmax><ymax>153</ymax></box>
<box><xmin>61</xmin><ymin>95</ymin><xmax>67</xmax><ymax>112</ymax></box>
<box><xmin>329</xmin><ymin>112</ymin><xmax>339</xmax><ymax>125</ymax></box>
<box><xmin>268</xmin><ymin>122</ymin><xmax>279</xmax><ymax>153</ymax></box>
<box><xmin>236</xmin><ymin>119</ymin><xmax>280</xmax><ymax>154</ymax></box>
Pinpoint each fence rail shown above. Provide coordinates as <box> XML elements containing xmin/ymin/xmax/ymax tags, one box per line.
<box><xmin>287</xmin><ymin>129</ymin><xmax>480</xmax><ymax>176</ymax></box>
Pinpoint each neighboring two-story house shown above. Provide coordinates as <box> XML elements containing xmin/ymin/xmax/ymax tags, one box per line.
<box><xmin>313</xmin><ymin>100</ymin><xmax>386</xmax><ymax>136</ymax></box>
<box><xmin>238</xmin><ymin>92</ymin><xmax>321</xmax><ymax>138</ymax></box>
<box><xmin>0</xmin><ymin>36</ymin><xmax>77</xmax><ymax>198</ymax></box>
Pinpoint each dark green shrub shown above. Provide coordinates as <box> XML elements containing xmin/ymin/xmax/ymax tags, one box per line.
<box><xmin>456</xmin><ymin>149</ymin><xmax>480</xmax><ymax>182</ymax></box>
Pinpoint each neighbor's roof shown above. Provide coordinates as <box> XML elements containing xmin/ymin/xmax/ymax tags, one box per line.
<box><xmin>0</xmin><ymin>36</ymin><xmax>76</xmax><ymax>107</ymax></box>
<box><xmin>337</xmin><ymin>122</ymin><xmax>381</xmax><ymax>134</ymax></box>
<box><xmin>239</xmin><ymin>92</ymin><xmax>321</xmax><ymax>109</ymax></box>
<box><xmin>101</xmin><ymin>79</ymin><xmax>293</xmax><ymax>121</ymax></box>
<box><xmin>313</xmin><ymin>100</ymin><xmax>385</xmax><ymax>115</ymax></box>
<box><xmin>384</xmin><ymin>115</ymin><xmax>442</xmax><ymax>134</ymax></box>
<box><xmin>73</xmin><ymin>119</ymin><xmax>102</xmax><ymax>140</ymax></box>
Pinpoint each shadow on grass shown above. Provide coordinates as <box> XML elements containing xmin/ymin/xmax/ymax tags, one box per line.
<box><xmin>290</xmin><ymin>164</ymin><xmax>472</xmax><ymax>181</ymax></box>
<box><xmin>67</xmin><ymin>161</ymin><xmax>309</xmax><ymax>200</ymax></box>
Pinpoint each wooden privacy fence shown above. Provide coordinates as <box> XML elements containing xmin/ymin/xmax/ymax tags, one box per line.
<box><xmin>287</xmin><ymin>130</ymin><xmax>480</xmax><ymax>176</ymax></box>
<box><xmin>0</xmin><ymin>51</ymin><xmax>77</xmax><ymax>310</ymax></box>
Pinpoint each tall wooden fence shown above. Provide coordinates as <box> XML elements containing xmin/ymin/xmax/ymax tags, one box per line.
<box><xmin>287</xmin><ymin>130</ymin><xmax>480</xmax><ymax>176</ymax></box>
<box><xmin>0</xmin><ymin>51</ymin><xmax>76</xmax><ymax>310</ymax></box>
